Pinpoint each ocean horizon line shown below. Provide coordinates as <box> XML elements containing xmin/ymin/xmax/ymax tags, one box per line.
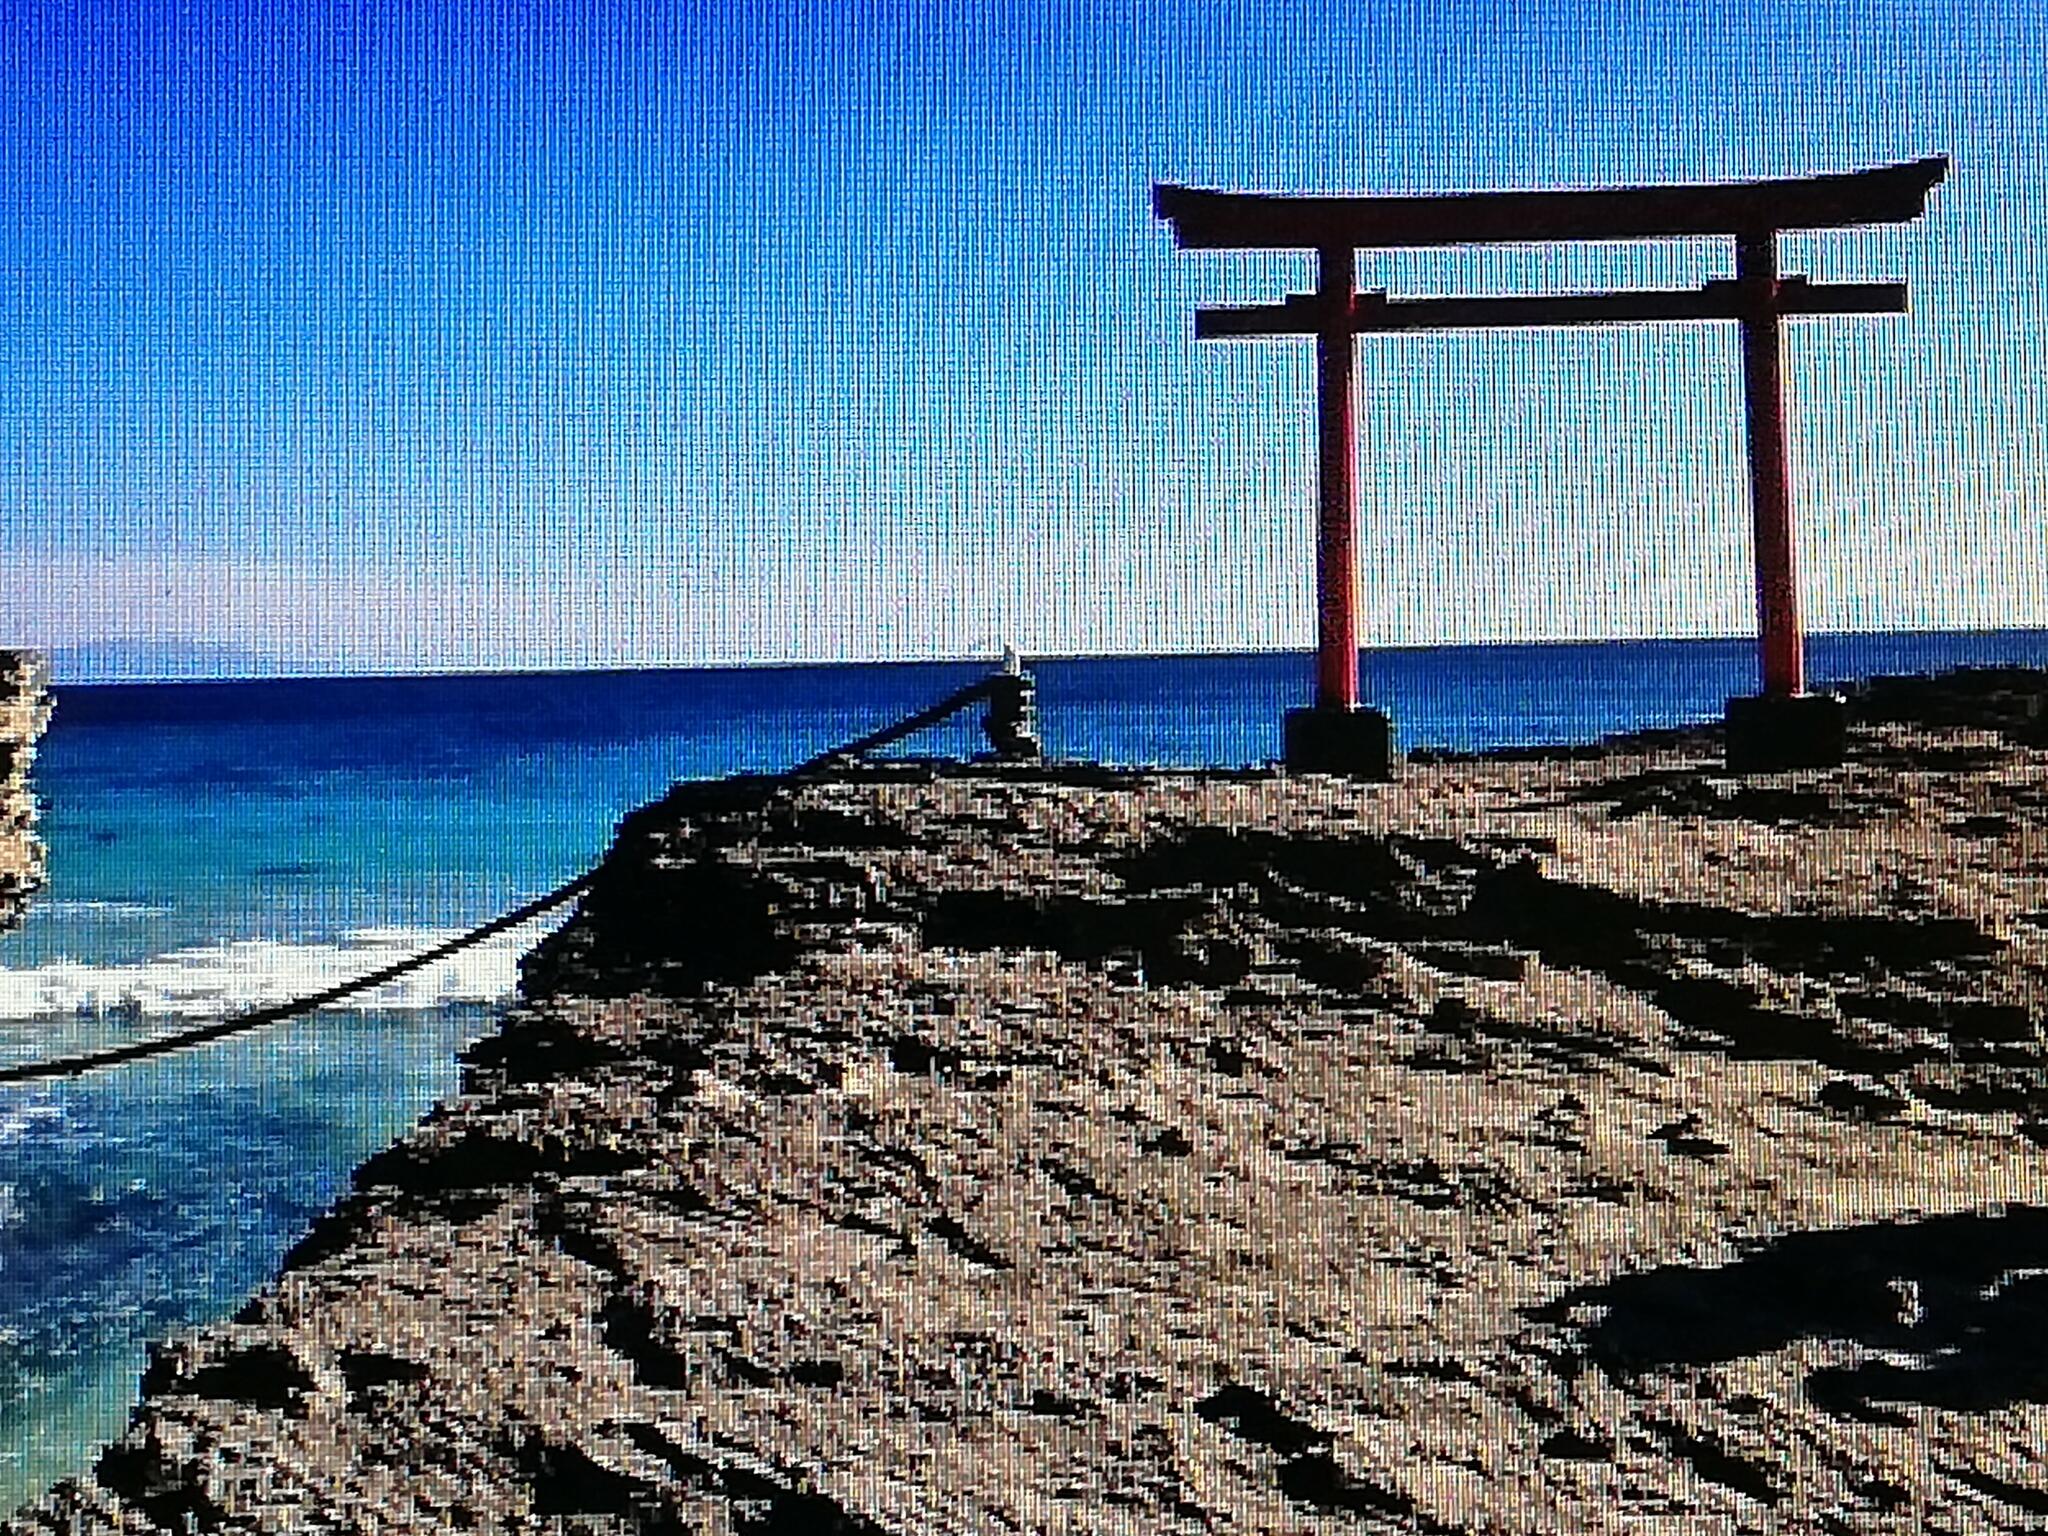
<box><xmin>31</xmin><ymin>623</ymin><xmax>2048</xmax><ymax>690</ymax></box>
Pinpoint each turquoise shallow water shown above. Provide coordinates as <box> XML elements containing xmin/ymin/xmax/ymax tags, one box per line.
<box><xmin>0</xmin><ymin>1009</ymin><xmax>497</xmax><ymax>1503</ymax></box>
<box><xmin>5</xmin><ymin>634</ymin><xmax>2048</xmax><ymax>1511</ymax></box>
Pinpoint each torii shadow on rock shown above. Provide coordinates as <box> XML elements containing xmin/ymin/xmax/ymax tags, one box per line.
<box><xmin>1528</xmin><ymin>1204</ymin><xmax>2048</xmax><ymax>1425</ymax></box>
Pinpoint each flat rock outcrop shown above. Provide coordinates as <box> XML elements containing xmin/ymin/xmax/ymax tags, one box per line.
<box><xmin>14</xmin><ymin>690</ymin><xmax>2048</xmax><ymax>1533</ymax></box>
<box><xmin>0</xmin><ymin>652</ymin><xmax>49</xmax><ymax>934</ymax></box>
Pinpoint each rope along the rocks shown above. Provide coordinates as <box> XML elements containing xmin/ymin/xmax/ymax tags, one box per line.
<box><xmin>790</xmin><ymin>677</ymin><xmax>1002</xmax><ymax>776</ymax></box>
<box><xmin>0</xmin><ymin>872</ymin><xmax>598</xmax><ymax>1086</ymax></box>
<box><xmin>0</xmin><ymin>675</ymin><xmax>1012</xmax><ymax>1086</ymax></box>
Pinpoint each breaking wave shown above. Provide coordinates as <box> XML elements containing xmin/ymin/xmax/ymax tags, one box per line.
<box><xmin>0</xmin><ymin>918</ymin><xmax>564</xmax><ymax>1025</ymax></box>
<box><xmin>32</xmin><ymin>901</ymin><xmax>175</xmax><ymax>918</ymax></box>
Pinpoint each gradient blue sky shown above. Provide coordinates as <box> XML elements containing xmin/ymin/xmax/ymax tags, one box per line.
<box><xmin>3</xmin><ymin>0</ymin><xmax>2043</xmax><ymax>678</ymax></box>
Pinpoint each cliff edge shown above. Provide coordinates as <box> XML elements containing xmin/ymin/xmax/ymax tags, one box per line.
<box><xmin>0</xmin><ymin>652</ymin><xmax>49</xmax><ymax>934</ymax></box>
<box><xmin>14</xmin><ymin>672</ymin><xmax>2048</xmax><ymax>1534</ymax></box>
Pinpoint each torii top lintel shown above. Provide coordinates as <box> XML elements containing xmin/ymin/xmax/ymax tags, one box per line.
<box><xmin>1153</xmin><ymin>156</ymin><xmax>1948</xmax><ymax>251</ymax></box>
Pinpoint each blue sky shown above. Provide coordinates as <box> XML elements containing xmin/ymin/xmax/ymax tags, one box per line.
<box><xmin>3</xmin><ymin>0</ymin><xmax>2043</xmax><ymax>678</ymax></box>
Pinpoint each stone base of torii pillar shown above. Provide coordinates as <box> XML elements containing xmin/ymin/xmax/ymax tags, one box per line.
<box><xmin>1283</xmin><ymin>705</ymin><xmax>1395</xmax><ymax>778</ymax></box>
<box><xmin>1724</xmin><ymin>692</ymin><xmax>1848</xmax><ymax>774</ymax></box>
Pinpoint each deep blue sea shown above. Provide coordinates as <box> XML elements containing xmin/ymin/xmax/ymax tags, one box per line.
<box><xmin>5</xmin><ymin>630</ymin><xmax>2048</xmax><ymax>1507</ymax></box>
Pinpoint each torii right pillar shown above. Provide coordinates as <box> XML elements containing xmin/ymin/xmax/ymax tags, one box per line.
<box><xmin>1724</xmin><ymin>227</ymin><xmax>1849</xmax><ymax>774</ymax></box>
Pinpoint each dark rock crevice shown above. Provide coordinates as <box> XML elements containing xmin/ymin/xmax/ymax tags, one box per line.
<box><xmin>139</xmin><ymin>1340</ymin><xmax>319</xmax><ymax>1416</ymax></box>
<box><xmin>524</xmin><ymin>857</ymin><xmax>799</xmax><ymax>1000</ymax></box>
<box><xmin>95</xmin><ymin>1432</ymin><xmax>227</xmax><ymax>1532</ymax></box>
<box><xmin>516</xmin><ymin>1432</ymin><xmax>684</xmax><ymax>1532</ymax></box>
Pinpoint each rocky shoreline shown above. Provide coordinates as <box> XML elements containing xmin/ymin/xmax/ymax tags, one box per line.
<box><xmin>0</xmin><ymin>652</ymin><xmax>49</xmax><ymax>935</ymax></box>
<box><xmin>13</xmin><ymin>672</ymin><xmax>2048</xmax><ymax>1533</ymax></box>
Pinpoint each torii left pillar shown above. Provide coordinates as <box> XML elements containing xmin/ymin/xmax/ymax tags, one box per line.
<box><xmin>1723</xmin><ymin>228</ymin><xmax>1849</xmax><ymax>773</ymax></box>
<box><xmin>1282</xmin><ymin>244</ymin><xmax>1395</xmax><ymax>778</ymax></box>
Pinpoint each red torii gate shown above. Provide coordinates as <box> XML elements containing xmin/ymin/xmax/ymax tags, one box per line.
<box><xmin>1155</xmin><ymin>156</ymin><xmax>1949</xmax><ymax>775</ymax></box>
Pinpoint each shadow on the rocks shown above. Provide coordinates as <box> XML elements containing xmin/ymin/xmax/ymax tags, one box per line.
<box><xmin>1530</xmin><ymin>1205</ymin><xmax>2048</xmax><ymax>1421</ymax></box>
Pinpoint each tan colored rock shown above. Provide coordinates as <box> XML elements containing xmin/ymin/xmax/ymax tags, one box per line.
<box><xmin>0</xmin><ymin>650</ymin><xmax>49</xmax><ymax>934</ymax></box>
<box><xmin>15</xmin><ymin>715</ymin><xmax>2048</xmax><ymax>1533</ymax></box>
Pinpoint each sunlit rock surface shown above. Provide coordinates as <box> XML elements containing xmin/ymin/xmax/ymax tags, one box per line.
<box><xmin>0</xmin><ymin>652</ymin><xmax>49</xmax><ymax>934</ymax></box>
<box><xmin>15</xmin><ymin>670</ymin><xmax>2048</xmax><ymax>1534</ymax></box>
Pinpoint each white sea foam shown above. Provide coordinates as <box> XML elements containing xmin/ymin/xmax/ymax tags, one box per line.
<box><xmin>34</xmin><ymin>902</ymin><xmax>174</xmax><ymax>918</ymax></box>
<box><xmin>0</xmin><ymin>917</ymin><xmax>565</xmax><ymax>1024</ymax></box>
<box><xmin>0</xmin><ymin>1103</ymin><xmax>67</xmax><ymax>1143</ymax></box>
